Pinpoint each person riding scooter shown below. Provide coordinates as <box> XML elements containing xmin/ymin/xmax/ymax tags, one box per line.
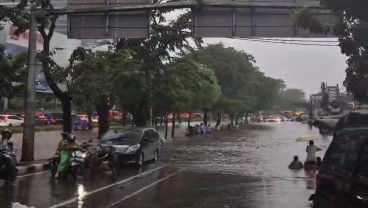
<box><xmin>54</xmin><ymin>133</ymin><xmax>80</xmax><ymax>178</ymax></box>
<box><xmin>0</xmin><ymin>129</ymin><xmax>17</xmax><ymax>183</ymax></box>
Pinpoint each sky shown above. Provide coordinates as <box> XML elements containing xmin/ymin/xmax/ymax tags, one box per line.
<box><xmin>203</xmin><ymin>38</ymin><xmax>347</xmax><ymax>97</ymax></box>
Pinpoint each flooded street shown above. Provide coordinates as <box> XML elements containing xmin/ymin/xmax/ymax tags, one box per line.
<box><xmin>3</xmin><ymin>122</ymin><xmax>331</xmax><ymax>208</ymax></box>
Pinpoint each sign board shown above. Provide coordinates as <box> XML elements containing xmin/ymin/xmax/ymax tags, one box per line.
<box><xmin>192</xmin><ymin>0</ymin><xmax>336</xmax><ymax>38</ymax></box>
<box><xmin>67</xmin><ymin>0</ymin><xmax>151</xmax><ymax>39</ymax></box>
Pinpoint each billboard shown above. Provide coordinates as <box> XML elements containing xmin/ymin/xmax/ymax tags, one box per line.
<box><xmin>67</xmin><ymin>0</ymin><xmax>151</xmax><ymax>39</ymax></box>
<box><xmin>0</xmin><ymin>23</ymin><xmax>80</xmax><ymax>94</ymax></box>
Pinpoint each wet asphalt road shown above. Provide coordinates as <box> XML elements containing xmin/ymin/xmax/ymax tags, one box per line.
<box><xmin>2</xmin><ymin>122</ymin><xmax>331</xmax><ymax>208</ymax></box>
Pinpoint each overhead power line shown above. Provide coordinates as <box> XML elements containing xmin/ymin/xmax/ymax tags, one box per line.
<box><xmin>244</xmin><ymin>37</ymin><xmax>339</xmax><ymax>43</ymax></box>
<box><xmin>235</xmin><ymin>37</ymin><xmax>339</xmax><ymax>47</ymax></box>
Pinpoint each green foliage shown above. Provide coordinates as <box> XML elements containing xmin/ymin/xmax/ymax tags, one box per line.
<box><xmin>291</xmin><ymin>8</ymin><xmax>331</xmax><ymax>35</ymax></box>
<box><xmin>156</xmin><ymin>61</ymin><xmax>221</xmax><ymax>114</ymax></box>
<box><xmin>274</xmin><ymin>88</ymin><xmax>307</xmax><ymax>109</ymax></box>
<box><xmin>293</xmin><ymin>1</ymin><xmax>368</xmax><ymax>102</ymax></box>
<box><xmin>72</xmin><ymin>50</ymin><xmax>138</xmax><ymax>113</ymax></box>
<box><xmin>0</xmin><ymin>44</ymin><xmax>27</xmax><ymax>98</ymax></box>
<box><xmin>187</xmin><ymin>43</ymin><xmax>284</xmax><ymax>115</ymax></box>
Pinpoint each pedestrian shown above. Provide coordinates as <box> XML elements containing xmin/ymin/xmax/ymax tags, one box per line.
<box><xmin>289</xmin><ymin>156</ymin><xmax>303</xmax><ymax>170</ymax></box>
<box><xmin>200</xmin><ymin>123</ymin><xmax>205</xmax><ymax>134</ymax></box>
<box><xmin>305</xmin><ymin>140</ymin><xmax>321</xmax><ymax>170</ymax></box>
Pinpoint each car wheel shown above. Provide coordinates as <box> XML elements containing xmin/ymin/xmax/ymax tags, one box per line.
<box><xmin>153</xmin><ymin>150</ymin><xmax>159</xmax><ymax>162</ymax></box>
<box><xmin>137</xmin><ymin>153</ymin><xmax>144</xmax><ymax>167</ymax></box>
<box><xmin>8</xmin><ymin>124</ymin><xmax>12</xmax><ymax>127</ymax></box>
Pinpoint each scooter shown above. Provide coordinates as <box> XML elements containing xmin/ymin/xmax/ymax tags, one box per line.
<box><xmin>0</xmin><ymin>149</ymin><xmax>17</xmax><ymax>182</ymax></box>
<box><xmin>50</xmin><ymin>146</ymin><xmax>88</xmax><ymax>179</ymax></box>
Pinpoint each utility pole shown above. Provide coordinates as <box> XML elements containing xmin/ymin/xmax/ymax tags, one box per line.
<box><xmin>21</xmin><ymin>8</ymin><xmax>37</xmax><ymax>162</ymax></box>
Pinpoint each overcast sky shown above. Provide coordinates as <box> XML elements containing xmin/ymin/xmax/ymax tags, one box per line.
<box><xmin>202</xmin><ymin>38</ymin><xmax>347</xmax><ymax>97</ymax></box>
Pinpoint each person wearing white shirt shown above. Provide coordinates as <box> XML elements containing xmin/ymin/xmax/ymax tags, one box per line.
<box><xmin>305</xmin><ymin>140</ymin><xmax>321</xmax><ymax>170</ymax></box>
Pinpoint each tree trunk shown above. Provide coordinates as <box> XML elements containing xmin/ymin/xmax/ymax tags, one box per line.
<box><xmin>96</xmin><ymin>102</ymin><xmax>109</xmax><ymax>139</ymax></box>
<box><xmin>171</xmin><ymin>114</ymin><xmax>176</xmax><ymax>139</ymax></box>
<box><xmin>216</xmin><ymin>113</ymin><xmax>221</xmax><ymax>126</ymax></box>
<box><xmin>203</xmin><ymin>109</ymin><xmax>208</xmax><ymax>125</ymax></box>
<box><xmin>122</xmin><ymin>112</ymin><xmax>126</xmax><ymax>126</ymax></box>
<box><xmin>61</xmin><ymin>98</ymin><xmax>72</xmax><ymax>133</ymax></box>
<box><xmin>154</xmin><ymin>117</ymin><xmax>158</xmax><ymax>130</ymax></box>
<box><xmin>164</xmin><ymin>115</ymin><xmax>168</xmax><ymax>139</ymax></box>
<box><xmin>235</xmin><ymin>115</ymin><xmax>239</xmax><ymax>125</ymax></box>
<box><xmin>87</xmin><ymin>111</ymin><xmax>93</xmax><ymax>130</ymax></box>
<box><xmin>177</xmin><ymin>113</ymin><xmax>182</xmax><ymax>124</ymax></box>
<box><xmin>187</xmin><ymin>113</ymin><xmax>192</xmax><ymax>129</ymax></box>
<box><xmin>134</xmin><ymin>113</ymin><xmax>147</xmax><ymax>127</ymax></box>
<box><xmin>230</xmin><ymin>114</ymin><xmax>234</xmax><ymax>126</ymax></box>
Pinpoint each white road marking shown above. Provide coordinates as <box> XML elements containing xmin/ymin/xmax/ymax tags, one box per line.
<box><xmin>17</xmin><ymin>171</ymin><xmax>50</xmax><ymax>178</ymax></box>
<box><xmin>49</xmin><ymin>164</ymin><xmax>169</xmax><ymax>208</ymax></box>
<box><xmin>105</xmin><ymin>168</ymin><xmax>186</xmax><ymax>208</ymax></box>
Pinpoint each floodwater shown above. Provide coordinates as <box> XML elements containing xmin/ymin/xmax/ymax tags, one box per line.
<box><xmin>3</xmin><ymin>122</ymin><xmax>329</xmax><ymax>208</ymax></box>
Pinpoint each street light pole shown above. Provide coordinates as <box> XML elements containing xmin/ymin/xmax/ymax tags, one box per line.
<box><xmin>20</xmin><ymin>8</ymin><xmax>37</xmax><ymax>162</ymax></box>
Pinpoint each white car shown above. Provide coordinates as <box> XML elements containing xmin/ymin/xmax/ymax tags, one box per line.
<box><xmin>0</xmin><ymin>115</ymin><xmax>24</xmax><ymax>127</ymax></box>
<box><xmin>265</xmin><ymin>116</ymin><xmax>282</xmax><ymax>122</ymax></box>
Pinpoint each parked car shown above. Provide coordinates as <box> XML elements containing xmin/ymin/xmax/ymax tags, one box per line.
<box><xmin>16</xmin><ymin>113</ymin><xmax>48</xmax><ymax>126</ymax></box>
<box><xmin>99</xmin><ymin>127</ymin><xmax>161</xmax><ymax>166</ymax></box>
<box><xmin>264</xmin><ymin>116</ymin><xmax>282</xmax><ymax>122</ymax></box>
<box><xmin>0</xmin><ymin>115</ymin><xmax>24</xmax><ymax>127</ymax></box>
<box><xmin>44</xmin><ymin>113</ymin><xmax>63</xmax><ymax>125</ymax></box>
<box><xmin>73</xmin><ymin>115</ymin><xmax>89</xmax><ymax>130</ymax></box>
<box><xmin>91</xmin><ymin>113</ymin><xmax>98</xmax><ymax>123</ymax></box>
<box><xmin>312</xmin><ymin>110</ymin><xmax>368</xmax><ymax>208</ymax></box>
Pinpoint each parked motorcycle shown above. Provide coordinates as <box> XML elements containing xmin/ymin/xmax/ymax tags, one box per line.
<box><xmin>0</xmin><ymin>149</ymin><xmax>17</xmax><ymax>182</ymax></box>
<box><xmin>85</xmin><ymin>144</ymin><xmax>117</xmax><ymax>175</ymax></box>
<box><xmin>50</xmin><ymin>145</ymin><xmax>89</xmax><ymax>179</ymax></box>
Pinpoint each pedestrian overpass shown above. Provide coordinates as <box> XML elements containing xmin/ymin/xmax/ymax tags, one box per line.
<box><xmin>191</xmin><ymin>0</ymin><xmax>336</xmax><ymax>38</ymax></box>
<box><xmin>63</xmin><ymin>0</ymin><xmax>336</xmax><ymax>39</ymax></box>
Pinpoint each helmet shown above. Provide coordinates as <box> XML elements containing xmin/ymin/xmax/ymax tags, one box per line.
<box><xmin>60</xmin><ymin>132</ymin><xmax>76</xmax><ymax>142</ymax></box>
<box><xmin>2</xmin><ymin>129</ymin><xmax>12</xmax><ymax>138</ymax></box>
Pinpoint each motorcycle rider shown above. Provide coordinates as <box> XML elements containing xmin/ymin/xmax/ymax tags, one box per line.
<box><xmin>0</xmin><ymin>129</ymin><xmax>17</xmax><ymax>183</ymax></box>
<box><xmin>54</xmin><ymin>132</ymin><xmax>79</xmax><ymax>178</ymax></box>
<box><xmin>1</xmin><ymin>129</ymin><xmax>15</xmax><ymax>151</ymax></box>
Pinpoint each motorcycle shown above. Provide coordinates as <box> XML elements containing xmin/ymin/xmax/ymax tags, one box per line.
<box><xmin>50</xmin><ymin>145</ymin><xmax>89</xmax><ymax>179</ymax></box>
<box><xmin>85</xmin><ymin>144</ymin><xmax>117</xmax><ymax>175</ymax></box>
<box><xmin>0</xmin><ymin>149</ymin><xmax>17</xmax><ymax>182</ymax></box>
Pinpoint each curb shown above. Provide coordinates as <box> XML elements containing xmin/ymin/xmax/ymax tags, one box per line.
<box><xmin>16</xmin><ymin>162</ymin><xmax>50</xmax><ymax>176</ymax></box>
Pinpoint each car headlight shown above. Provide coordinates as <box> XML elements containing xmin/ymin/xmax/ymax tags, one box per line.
<box><xmin>124</xmin><ymin>144</ymin><xmax>140</xmax><ymax>153</ymax></box>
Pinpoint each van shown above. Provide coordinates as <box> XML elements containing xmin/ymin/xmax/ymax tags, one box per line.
<box><xmin>312</xmin><ymin>110</ymin><xmax>368</xmax><ymax>208</ymax></box>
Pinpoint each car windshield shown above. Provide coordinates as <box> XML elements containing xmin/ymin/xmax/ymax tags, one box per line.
<box><xmin>100</xmin><ymin>129</ymin><xmax>142</xmax><ymax>145</ymax></box>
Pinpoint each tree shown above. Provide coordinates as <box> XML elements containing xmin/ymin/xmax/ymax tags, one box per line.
<box><xmin>275</xmin><ymin>88</ymin><xmax>307</xmax><ymax>109</ymax></box>
<box><xmin>155</xmin><ymin>60</ymin><xmax>221</xmax><ymax>137</ymax></box>
<box><xmin>292</xmin><ymin>2</ymin><xmax>368</xmax><ymax>102</ymax></box>
<box><xmin>114</xmin><ymin>2</ymin><xmax>202</xmax><ymax>126</ymax></box>
<box><xmin>0</xmin><ymin>45</ymin><xmax>27</xmax><ymax>111</ymax></box>
<box><xmin>188</xmin><ymin>44</ymin><xmax>282</xmax><ymax>125</ymax></box>
<box><xmin>72</xmin><ymin>49</ymin><xmax>138</xmax><ymax>136</ymax></box>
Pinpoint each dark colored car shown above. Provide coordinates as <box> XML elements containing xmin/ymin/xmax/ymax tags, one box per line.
<box><xmin>312</xmin><ymin>110</ymin><xmax>368</xmax><ymax>208</ymax></box>
<box><xmin>99</xmin><ymin>127</ymin><xmax>161</xmax><ymax>166</ymax></box>
<box><xmin>45</xmin><ymin>113</ymin><xmax>63</xmax><ymax>125</ymax></box>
